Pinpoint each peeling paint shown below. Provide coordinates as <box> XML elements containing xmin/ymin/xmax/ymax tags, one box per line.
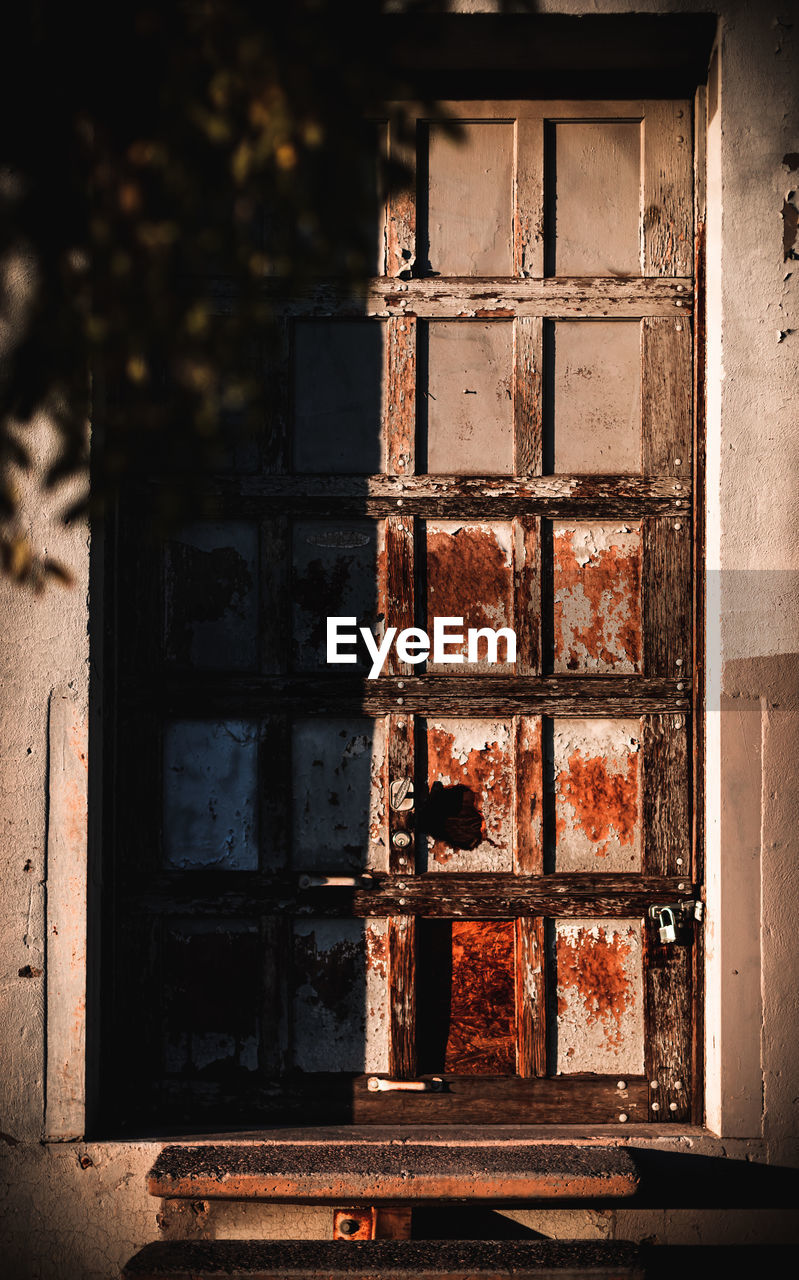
<box><xmin>292</xmin><ymin>521</ymin><xmax>385</xmax><ymax>672</ymax></box>
<box><xmin>423</xmin><ymin>719</ymin><xmax>513</xmax><ymax>872</ymax></box>
<box><xmin>292</xmin><ymin>919</ymin><xmax>388</xmax><ymax>1073</ymax></box>
<box><xmin>553</xmin><ymin>719</ymin><xmax>642</xmax><ymax>871</ymax></box>
<box><xmin>555</xmin><ymin>919</ymin><xmax>644</xmax><ymax>1075</ymax></box>
<box><xmin>553</xmin><ymin>524</ymin><xmax>642</xmax><ymax>673</ymax></box>
<box><xmin>292</xmin><ymin>719</ymin><xmax>387</xmax><ymax>872</ymax></box>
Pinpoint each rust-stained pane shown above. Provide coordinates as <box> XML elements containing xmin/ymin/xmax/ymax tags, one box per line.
<box><xmin>551</xmin><ymin>120</ymin><xmax>641</xmax><ymax>277</ymax></box>
<box><xmin>163</xmin><ymin>921</ymin><xmax>260</xmax><ymax>1079</ymax></box>
<box><xmin>421</xmin><ymin>719</ymin><xmax>514</xmax><ymax>872</ymax></box>
<box><xmin>554</xmin><ymin>919</ymin><xmax>644</xmax><ymax>1075</ymax></box>
<box><xmin>418</xmin><ymin>920</ymin><xmax>517</xmax><ymax>1075</ymax></box>
<box><xmin>292</xmin><ymin>520</ymin><xmax>385</xmax><ymax>672</ymax></box>
<box><xmin>292</xmin><ymin>919</ymin><xmax>388</xmax><ymax>1074</ymax></box>
<box><xmin>163</xmin><ymin>721</ymin><xmax>258</xmax><ymax>870</ymax></box>
<box><xmin>552</xmin><ymin>719</ymin><xmax>642</xmax><ymax>872</ymax></box>
<box><xmin>425</xmin><ymin>121</ymin><xmax>514</xmax><ymax>276</ymax></box>
<box><xmin>552</xmin><ymin>320</ymin><xmax>641</xmax><ymax>473</ymax></box>
<box><xmin>552</xmin><ymin>523</ymin><xmax>642</xmax><ymax>673</ymax></box>
<box><xmin>164</xmin><ymin>522</ymin><xmax>258</xmax><ymax>670</ymax></box>
<box><xmin>424</xmin><ymin>321</ymin><xmax>513</xmax><ymax>475</ymax></box>
<box><xmin>293</xmin><ymin>320</ymin><xmax>386</xmax><ymax>474</ymax></box>
<box><xmin>292</xmin><ymin>719</ymin><xmax>387</xmax><ymax>873</ymax></box>
<box><xmin>426</xmin><ymin>521</ymin><xmax>514</xmax><ymax>674</ymax></box>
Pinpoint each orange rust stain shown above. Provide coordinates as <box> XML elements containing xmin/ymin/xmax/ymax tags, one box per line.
<box><xmin>426</xmin><ymin>725</ymin><xmax>512</xmax><ymax>864</ymax></box>
<box><xmin>553</xmin><ymin>531</ymin><xmax>641</xmax><ymax>671</ymax></box>
<box><xmin>446</xmin><ymin>921</ymin><xmax>516</xmax><ymax>1074</ymax></box>
<box><xmin>557</xmin><ymin>927</ymin><xmax>635</xmax><ymax>1049</ymax></box>
<box><xmin>427</xmin><ymin>526</ymin><xmax>511</xmax><ymax>663</ymax></box>
<box><xmin>365</xmin><ymin>925</ymin><xmax>387</xmax><ymax>980</ymax></box>
<box><xmin>558</xmin><ymin>750</ymin><xmax>639</xmax><ymax>858</ymax></box>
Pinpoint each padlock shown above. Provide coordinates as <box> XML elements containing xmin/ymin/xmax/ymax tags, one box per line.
<box><xmin>658</xmin><ymin>907</ymin><xmax>677</xmax><ymax>944</ymax></box>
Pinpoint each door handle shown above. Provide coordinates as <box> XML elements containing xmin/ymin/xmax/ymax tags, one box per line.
<box><xmin>367</xmin><ymin>1076</ymin><xmax>444</xmax><ymax>1092</ymax></box>
<box><xmin>298</xmin><ymin>872</ymin><xmax>375</xmax><ymax>889</ymax></box>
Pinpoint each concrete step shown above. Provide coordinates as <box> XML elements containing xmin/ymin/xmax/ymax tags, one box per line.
<box><xmin>123</xmin><ymin>1239</ymin><xmax>644</xmax><ymax>1279</ymax></box>
<box><xmin>147</xmin><ymin>1143</ymin><xmax>639</xmax><ymax>1204</ymax></box>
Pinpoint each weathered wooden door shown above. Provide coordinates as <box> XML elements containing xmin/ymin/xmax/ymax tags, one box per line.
<box><xmin>112</xmin><ymin>99</ymin><xmax>699</xmax><ymax>1129</ymax></box>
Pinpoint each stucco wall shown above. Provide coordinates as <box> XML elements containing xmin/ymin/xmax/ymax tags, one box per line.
<box><xmin>2</xmin><ymin>2</ymin><xmax>798</xmax><ymax>1274</ymax></box>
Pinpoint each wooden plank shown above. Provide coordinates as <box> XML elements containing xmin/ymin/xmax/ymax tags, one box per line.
<box><xmin>213</xmin><ymin>276</ymin><xmax>693</xmax><ymax>318</ymax></box>
<box><xmin>385</xmin><ymin>515</ymin><xmax>415</xmax><ymax>675</ymax></box>
<box><xmin>261</xmin><ymin>517</ymin><xmax>289</xmax><ymax>674</ymax></box>
<box><xmin>386</xmin><ymin>119</ymin><xmax>416</xmax><ymax>278</ymax></box>
<box><xmin>642</xmin><ymin>516</ymin><xmax>692</xmax><ymax>677</ymax></box>
<box><xmin>642</xmin><ymin>713</ymin><xmax>691</xmax><ymax>877</ymax></box>
<box><xmin>516</xmin><ymin>917</ymin><xmax>546</xmax><ymax>1077</ymax></box>
<box><xmin>260</xmin><ymin>916</ymin><xmax>289</xmax><ymax>1077</ymax></box>
<box><xmin>513</xmin><ymin>318</ymin><xmax>543</xmax><ymax>475</ymax></box>
<box><xmin>142</xmin><ymin>475</ymin><xmax>690</xmax><ymax>520</ymax></box>
<box><xmin>386</xmin><ymin>316</ymin><xmax>416</xmax><ymax>475</ymax></box>
<box><xmin>388</xmin><ymin>711</ymin><xmax>415</xmax><ymax>873</ymax></box>
<box><xmin>515</xmin><ymin>715</ymin><xmax>543</xmax><ymax>872</ymax></box>
<box><xmin>387</xmin><ymin>915</ymin><xmax>417</xmax><ymax>1079</ymax></box>
<box><xmin>150</xmin><ymin>674</ymin><xmax>692</xmax><ymax>719</ymax></box>
<box><xmin>643</xmin><ymin>100</ymin><xmax>693</xmax><ymax>277</ymax></box>
<box><xmin>645</xmin><ymin>934</ymin><xmax>693</xmax><ymax>1123</ymax></box>
<box><xmin>514</xmin><ymin>113</ymin><xmax>544</xmax><ymax>278</ymax></box>
<box><xmin>642</xmin><ymin>317</ymin><xmax>692</xmax><ymax>475</ymax></box>
<box><xmin>513</xmin><ymin>519</ymin><xmax>540</xmax><ymax>676</ymax></box>
<box><xmin>129</xmin><ymin>874</ymin><xmax>697</xmax><ymax>922</ymax></box>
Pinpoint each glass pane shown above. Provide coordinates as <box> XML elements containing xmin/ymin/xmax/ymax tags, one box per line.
<box><xmin>423</xmin><ymin>321</ymin><xmax>513</xmax><ymax>475</ymax></box>
<box><xmin>164</xmin><ymin>522</ymin><xmax>258</xmax><ymax>670</ymax></box>
<box><xmin>163</xmin><ymin>720</ymin><xmax>258</xmax><ymax>870</ymax></box>
<box><xmin>554</xmin><ymin>919</ymin><xmax>644</xmax><ymax>1075</ymax></box>
<box><xmin>552</xmin><ymin>320</ymin><xmax>641</xmax><ymax>473</ymax></box>
<box><xmin>552</xmin><ymin>522</ymin><xmax>642</xmax><ymax>673</ymax></box>
<box><xmin>291</xmin><ymin>719</ymin><xmax>387</xmax><ymax>873</ymax></box>
<box><xmin>551</xmin><ymin>718</ymin><xmax>643</xmax><ymax>872</ymax></box>
<box><xmin>425</xmin><ymin>121</ymin><xmax>514</xmax><ymax>276</ymax></box>
<box><xmin>551</xmin><ymin>120</ymin><xmax>641</xmax><ymax>277</ymax></box>
<box><xmin>292</xmin><ymin>919</ymin><xmax>389</xmax><ymax>1073</ymax></box>
<box><xmin>293</xmin><ymin>320</ymin><xmax>386</xmax><ymax>473</ymax></box>
<box><xmin>292</xmin><ymin>520</ymin><xmax>385</xmax><ymax>673</ymax></box>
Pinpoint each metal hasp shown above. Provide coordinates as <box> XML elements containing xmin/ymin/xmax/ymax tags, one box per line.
<box><xmin>367</xmin><ymin>1076</ymin><xmax>444</xmax><ymax>1093</ymax></box>
<box><xmin>390</xmin><ymin>777</ymin><xmax>415</xmax><ymax>811</ymax></box>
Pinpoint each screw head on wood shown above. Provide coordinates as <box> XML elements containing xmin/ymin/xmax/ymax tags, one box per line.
<box><xmin>618</xmin><ymin>1113</ymin><xmax>628</xmax><ymax>1123</ymax></box>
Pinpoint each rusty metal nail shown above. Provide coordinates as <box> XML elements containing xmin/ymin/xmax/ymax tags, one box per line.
<box><xmin>675</xmin><ymin>500</ymin><xmax>683</xmax><ymax>506</ymax></box>
<box><xmin>676</xmin><ymin>858</ymin><xmax>683</xmax><ymax>867</ymax></box>
<box><xmin>650</xmin><ymin>1080</ymin><xmax>659</xmax><ymax>1089</ymax></box>
<box><xmin>677</xmin><ymin>135</ymin><xmax>685</xmax><ymax>143</ymax></box>
<box><xmin>397</xmin><ymin>882</ymin><xmax>406</xmax><ymax>890</ymax></box>
<box><xmin>677</xmin><ymin>682</ymin><xmax>685</xmax><ymax>691</ymax></box>
<box><xmin>397</xmin><ymin>697</ymin><xmax>404</xmax><ymax>705</ymax></box>
<box><xmin>398</xmin><ymin>856</ymin><xmax>407</xmax><ymax>866</ymax></box>
<box><xmin>675</xmin><ymin>1081</ymin><xmax>683</xmax><ymax>1090</ymax></box>
<box><xmin>676</xmin><ymin>323</ymin><xmax>683</xmax><ymax>330</ymax></box>
<box><xmin>674</xmin><ymin>522</ymin><xmax>682</xmax><ymax>530</ymax></box>
<box><xmin>651</xmin><ymin>1102</ymin><xmax>660</xmax><ymax>1111</ymax></box>
<box><xmin>675</xmin><ymin>300</ymin><xmax>683</xmax><ymax>307</ymax></box>
<box><xmin>675</xmin><ymin>457</ymin><xmax>682</xmax><ymax>465</ymax></box>
<box><xmin>339</xmin><ymin>1219</ymin><xmax>360</xmax><ymax>1236</ymax></box>
<box><xmin>618</xmin><ymin>1113</ymin><xmax>628</xmax><ymax>1123</ymax></box>
<box><xmin>616</xmin><ymin>1080</ymin><xmax>626</xmax><ymax>1090</ymax></box>
<box><xmin>397</xmin><ymin>681</ymin><xmax>405</xmax><ymax>689</ymax></box>
<box><xmin>678</xmin><ymin>882</ymin><xmax>686</xmax><ymax>890</ymax></box>
<box><xmin>669</xmin><ymin>1102</ymin><xmax>678</xmax><ymax>1111</ymax></box>
<box><xmin>399</xmin><ymin>897</ymin><xmax>407</xmax><ymax>906</ymax></box>
<box><xmin>676</xmin><ymin>658</ymin><xmax>683</xmax><ymax>665</ymax></box>
<box><xmin>676</xmin><ymin>284</ymin><xmax>685</xmax><ymax>292</ymax></box>
<box><xmin>396</xmin><ymin>719</ymin><xmax>406</xmax><ymax>728</ymax></box>
<box><xmin>397</xmin><ymin>498</ymin><xmax>404</xmax><ymax>507</ymax></box>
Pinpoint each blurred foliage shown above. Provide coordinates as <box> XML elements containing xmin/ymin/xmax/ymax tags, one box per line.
<box><xmin>0</xmin><ymin>0</ymin><xmax>467</xmax><ymax>588</ymax></box>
